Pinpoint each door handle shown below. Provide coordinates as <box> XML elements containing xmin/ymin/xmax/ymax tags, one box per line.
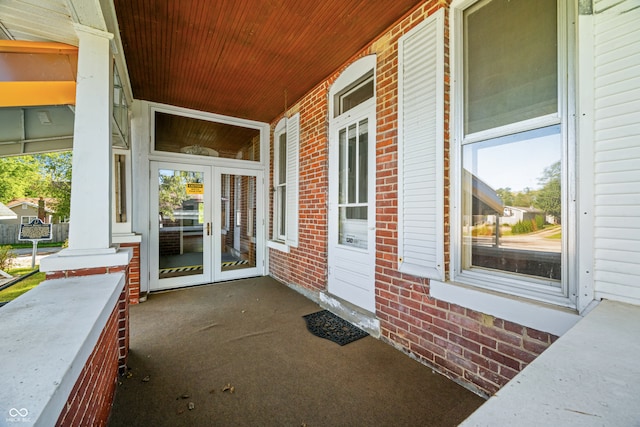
<box><xmin>207</xmin><ymin>222</ymin><xmax>211</xmax><ymax>236</ymax></box>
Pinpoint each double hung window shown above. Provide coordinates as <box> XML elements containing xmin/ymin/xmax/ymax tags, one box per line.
<box><xmin>273</xmin><ymin>125</ymin><xmax>288</xmax><ymax>241</ymax></box>
<box><xmin>453</xmin><ymin>0</ymin><xmax>574</xmax><ymax>306</ymax></box>
<box><xmin>271</xmin><ymin>113</ymin><xmax>300</xmax><ymax>248</ymax></box>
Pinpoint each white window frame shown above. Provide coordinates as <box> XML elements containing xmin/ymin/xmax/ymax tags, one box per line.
<box><xmin>273</xmin><ymin>119</ymin><xmax>287</xmax><ymax>242</ymax></box>
<box><xmin>21</xmin><ymin>215</ymin><xmax>37</xmax><ymax>224</ymax></box>
<box><xmin>448</xmin><ymin>0</ymin><xmax>577</xmax><ymax>309</ymax></box>
<box><xmin>268</xmin><ymin>113</ymin><xmax>300</xmax><ymax>252</ymax></box>
<box><xmin>112</xmin><ymin>148</ymin><xmax>134</xmax><ymax>235</ymax></box>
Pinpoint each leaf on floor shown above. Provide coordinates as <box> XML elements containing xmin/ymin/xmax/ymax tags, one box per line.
<box><xmin>222</xmin><ymin>383</ymin><xmax>235</xmax><ymax>393</ymax></box>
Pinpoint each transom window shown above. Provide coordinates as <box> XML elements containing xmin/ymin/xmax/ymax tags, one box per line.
<box><xmin>335</xmin><ymin>71</ymin><xmax>374</xmax><ymax>117</ymax></box>
<box><xmin>454</xmin><ymin>0</ymin><xmax>573</xmax><ymax>306</ymax></box>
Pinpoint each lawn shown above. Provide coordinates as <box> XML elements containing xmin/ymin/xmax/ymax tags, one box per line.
<box><xmin>0</xmin><ymin>267</ymin><xmax>46</xmax><ymax>302</ymax></box>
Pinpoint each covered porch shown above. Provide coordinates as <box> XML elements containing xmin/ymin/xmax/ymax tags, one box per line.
<box><xmin>1</xmin><ymin>0</ymin><xmax>640</xmax><ymax>425</ymax></box>
<box><xmin>108</xmin><ymin>276</ymin><xmax>484</xmax><ymax>425</ymax></box>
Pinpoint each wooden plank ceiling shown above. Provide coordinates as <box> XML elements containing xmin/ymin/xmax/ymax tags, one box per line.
<box><xmin>114</xmin><ymin>0</ymin><xmax>423</xmax><ymax>123</ymax></box>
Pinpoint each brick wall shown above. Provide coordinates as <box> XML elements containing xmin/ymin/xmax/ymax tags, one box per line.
<box><xmin>268</xmin><ymin>0</ymin><xmax>557</xmax><ymax>396</ymax></box>
<box><xmin>269</xmin><ymin>81</ymin><xmax>330</xmax><ymax>293</ymax></box>
<box><xmin>120</xmin><ymin>242</ymin><xmax>141</xmax><ymax>304</ymax></box>
<box><xmin>55</xmin><ymin>285</ymin><xmax>125</xmax><ymax>426</ymax></box>
<box><xmin>45</xmin><ymin>243</ymin><xmax>141</xmax><ymax>306</ymax></box>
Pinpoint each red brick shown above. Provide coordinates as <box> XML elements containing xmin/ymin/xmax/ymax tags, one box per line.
<box><xmin>526</xmin><ymin>327</ymin><xmax>554</xmax><ymax>344</ymax></box>
<box><xmin>497</xmin><ymin>342</ymin><xmax>537</xmax><ymax>365</ymax></box>
<box><xmin>481</xmin><ymin>347</ymin><xmax>521</xmax><ymax>371</ymax></box>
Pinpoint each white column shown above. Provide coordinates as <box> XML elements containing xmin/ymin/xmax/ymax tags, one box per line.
<box><xmin>64</xmin><ymin>24</ymin><xmax>115</xmax><ymax>256</ymax></box>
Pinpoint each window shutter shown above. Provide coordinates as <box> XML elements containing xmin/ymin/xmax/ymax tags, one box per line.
<box><xmin>397</xmin><ymin>9</ymin><xmax>444</xmax><ymax>280</ymax></box>
<box><xmin>285</xmin><ymin>112</ymin><xmax>300</xmax><ymax>247</ymax></box>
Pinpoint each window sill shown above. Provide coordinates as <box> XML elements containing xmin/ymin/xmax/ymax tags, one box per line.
<box><xmin>430</xmin><ymin>279</ymin><xmax>584</xmax><ymax>336</ymax></box>
<box><xmin>267</xmin><ymin>240</ymin><xmax>290</xmax><ymax>253</ymax></box>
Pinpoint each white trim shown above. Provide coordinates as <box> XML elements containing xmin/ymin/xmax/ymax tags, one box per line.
<box><xmin>431</xmin><ymin>280</ymin><xmax>581</xmax><ymax>336</ymax></box>
<box><xmin>285</xmin><ymin>113</ymin><xmax>300</xmax><ymax>248</ymax></box>
<box><xmin>575</xmin><ymin>10</ymin><xmax>596</xmax><ymax>313</ymax></box>
<box><xmin>267</xmin><ymin>240</ymin><xmax>290</xmax><ymax>253</ymax></box>
<box><xmin>112</xmin><ymin>148</ymin><xmax>133</xmax><ymax>235</ymax></box>
<box><xmin>273</xmin><ymin>118</ymin><xmax>287</xmax><ymax>241</ymax></box>
<box><xmin>149</xmin><ymin>102</ymin><xmax>270</xmax><ymax>170</ymax></box>
<box><xmin>329</xmin><ymin>55</ymin><xmax>377</xmax><ymax>121</ymax></box>
<box><xmin>40</xmin><ymin>247</ymin><xmax>132</xmax><ymax>272</ymax></box>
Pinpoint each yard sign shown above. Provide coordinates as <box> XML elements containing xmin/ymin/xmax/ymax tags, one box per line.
<box><xmin>18</xmin><ymin>218</ymin><xmax>52</xmax><ymax>268</ymax></box>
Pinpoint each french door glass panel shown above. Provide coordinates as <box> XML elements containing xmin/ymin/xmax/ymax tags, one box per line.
<box><xmin>157</xmin><ymin>166</ymin><xmax>208</xmax><ymax>282</ymax></box>
<box><xmin>219</xmin><ymin>173</ymin><xmax>257</xmax><ymax>273</ymax></box>
<box><xmin>151</xmin><ymin>163</ymin><xmax>263</xmax><ymax>290</ymax></box>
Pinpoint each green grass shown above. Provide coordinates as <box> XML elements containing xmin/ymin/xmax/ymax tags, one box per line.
<box><xmin>0</xmin><ymin>268</ymin><xmax>46</xmax><ymax>302</ymax></box>
<box><xmin>9</xmin><ymin>242</ymin><xmax>65</xmax><ymax>249</ymax></box>
<box><xmin>546</xmin><ymin>231</ymin><xmax>562</xmax><ymax>240</ymax></box>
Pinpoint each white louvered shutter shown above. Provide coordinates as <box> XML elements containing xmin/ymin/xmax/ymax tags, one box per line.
<box><xmin>397</xmin><ymin>9</ymin><xmax>444</xmax><ymax>280</ymax></box>
<box><xmin>285</xmin><ymin>112</ymin><xmax>300</xmax><ymax>247</ymax></box>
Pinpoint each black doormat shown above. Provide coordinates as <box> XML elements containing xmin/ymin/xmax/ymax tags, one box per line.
<box><xmin>303</xmin><ymin>310</ymin><xmax>369</xmax><ymax>346</ymax></box>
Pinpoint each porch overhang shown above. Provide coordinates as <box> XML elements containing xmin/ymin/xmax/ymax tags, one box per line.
<box><xmin>0</xmin><ymin>40</ymin><xmax>78</xmax><ymax>107</ymax></box>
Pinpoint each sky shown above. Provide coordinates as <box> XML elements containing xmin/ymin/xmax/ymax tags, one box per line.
<box><xmin>463</xmin><ymin>125</ymin><xmax>562</xmax><ymax>192</ymax></box>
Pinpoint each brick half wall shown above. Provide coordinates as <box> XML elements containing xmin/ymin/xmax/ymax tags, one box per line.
<box><xmin>55</xmin><ymin>285</ymin><xmax>125</xmax><ymax>426</ymax></box>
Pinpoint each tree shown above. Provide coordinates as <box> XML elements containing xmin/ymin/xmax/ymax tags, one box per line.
<box><xmin>34</xmin><ymin>152</ymin><xmax>72</xmax><ymax>220</ymax></box>
<box><xmin>496</xmin><ymin>187</ymin><xmax>514</xmax><ymax>206</ymax></box>
<box><xmin>0</xmin><ymin>156</ymin><xmax>43</xmax><ymax>203</ymax></box>
<box><xmin>158</xmin><ymin>171</ymin><xmax>202</xmax><ymax>221</ymax></box>
<box><xmin>513</xmin><ymin>187</ymin><xmax>535</xmax><ymax>208</ymax></box>
<box><xmin>535</xmin><ymin>161</ymin><xmax>561</xmax><ymax>222</ymax></box>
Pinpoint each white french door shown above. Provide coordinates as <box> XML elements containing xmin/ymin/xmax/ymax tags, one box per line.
<box><xmin>327</xmin><ymin>106</ymin><xmax>376</xmax><ymax>312</ymax></box>
<box><xmin>150</xmin><ymin>161</ymin><xmax>263</xmax><ymax>291</ymax></box>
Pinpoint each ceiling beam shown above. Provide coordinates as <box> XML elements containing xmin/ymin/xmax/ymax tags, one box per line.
<box><xmin>0</xmin><ymin>40</ymin><xmax>78</xmax><ymax>108</ymax></box>
<box><xmin>0</xmin><ymin>81</ymin><xmax>76</xmax><ymax>107</ymax></box>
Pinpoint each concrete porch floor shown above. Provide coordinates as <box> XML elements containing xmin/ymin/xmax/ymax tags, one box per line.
<box><xmin>108</xmin><ymin>276</ymin><xmax>484</xmax><ymax>426</ymax></box>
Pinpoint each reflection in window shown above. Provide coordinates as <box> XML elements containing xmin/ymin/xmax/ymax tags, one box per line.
<box><xmin>154</xmin><ymin>112</ymin><xmax>261</xmax><ymax>161</ymax></box>
<box><xmin>461</xmin><ymin>126</ymin><xmax>562</xmax><ymax>282</ymax></box>
<box><xmin>158</xmin><ymin>169</ymin><xmax>204</xmax><ymax>279</ymax></box>
<box><xmin>221</xmin><ymin>174</ymin><xmax>257</xmax><ymax>272</ymax></box>
<box><xmin>112</xmin><ymin>65</ymin><xmax>129</xmax><ymax>148</ymax></box>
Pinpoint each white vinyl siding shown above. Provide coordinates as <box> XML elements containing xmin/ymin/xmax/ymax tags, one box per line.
<box><xmin>397</xmin><ymin>9</ymin><xmax>444</xmax><ymax>280</ymax></box>
<box><xmin>593</xmin><ymin>0</ymin><xmax>640</xmax><ymax>305</ymax></box>
<box><xmin>285</xmin><ymin>112</ymin><xmax>300</xmax><ymax>247</ymax></box>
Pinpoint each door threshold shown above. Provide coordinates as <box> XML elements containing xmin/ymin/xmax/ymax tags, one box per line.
<box><xmin>319</xmin><ymin>292</ymin><xmax>380</xmax><ymax>338</ymax></box>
